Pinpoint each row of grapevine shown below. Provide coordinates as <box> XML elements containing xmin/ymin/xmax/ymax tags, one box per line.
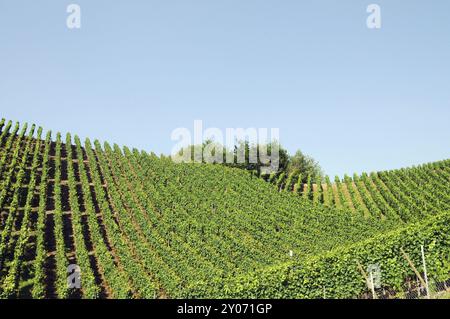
<box><xmin>1</xmin><ymin>128</ymin><xmax>44</xmax><ymax>297</ymax></box>
<box><xmin>0</xmin><ymin>121</ymin><xmax>20</xmax><ymax>179</ymax></box>
<box><xmin>65</xmin><ymin>133</ymin><xmax>99</xmax><ymax>298</ymax></box>
<box><xmin>0</xmin><ymin>123</ymin><xmax>28</xmax><ymax>210</ymax></box>
<box><xmin>53</xmin><ymin>133</ymin><xmax>70</xmax><ymax>298</ymax></box>
<box><xmin>32</xmin><ymin>131</ymin><xmax>52</xmax><ymax>298</ymax></box>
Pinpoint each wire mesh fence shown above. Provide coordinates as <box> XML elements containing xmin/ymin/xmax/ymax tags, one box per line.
<box><xmin>358</xmin><ymin>277</ymin><xmax>450</xmax><ymax>299</ymax></box>
<box><xmin>355</xmin><ymin>245</ymin><xmax>450</xmax><ymax>299</ymax></box>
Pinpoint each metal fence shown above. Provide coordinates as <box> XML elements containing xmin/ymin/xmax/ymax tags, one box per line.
<box><xmin>361</xmin><ymin>278</ymin><xmax>450</xmax><ymax>299</ymax></box>
<box><xmin>357</xmin><ymin>245</ymin><xmax>450</xmax><ymax>299</ymax></box>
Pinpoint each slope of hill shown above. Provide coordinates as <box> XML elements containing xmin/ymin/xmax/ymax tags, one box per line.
<box><xmin>280</xmin><ymin>159</ymin><xmax>450</xmax><ymax>223</ymax></box>
<box><xmin>0</xmin><ymin>118</ymin><xmax>449</xmax><ymax>299</ymax></box>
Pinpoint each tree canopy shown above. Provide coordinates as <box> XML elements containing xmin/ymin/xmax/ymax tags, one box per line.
<box><xmin>172</xmin><ymin>140</ymin><xmax>323</xmax><ymax>184</ymax></box>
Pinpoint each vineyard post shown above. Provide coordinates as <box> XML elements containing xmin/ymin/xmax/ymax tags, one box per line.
<box><xmin>369</xmin><ymin>272</ymin><xmax>377</xmax><ymax>299</ymax></box>
<box><xmin>356</xmin><ymin>261</ymin><xmax>377</xmax><ymax>299</ymax></box>
<box><xmin>421</xmin><ymin>245</ymin><xmax>430</xmax><ymax>299</ymax></box>
<box><xmin>400</xmin><ymin>247</ymin><xmax>428</xmax><ymax>297</ymax></box>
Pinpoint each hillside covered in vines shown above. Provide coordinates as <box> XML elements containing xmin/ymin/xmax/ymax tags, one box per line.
<box><xmin>0</xmin><ymin>118</ymin><xmax>449</xmax><ymax>299</ymax></box>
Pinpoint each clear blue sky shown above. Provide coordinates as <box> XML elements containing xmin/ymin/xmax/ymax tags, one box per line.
<box><xmin>1</xmin><ymin>0</ymin><xmax>449</xmax><ymax>177</ymax></box>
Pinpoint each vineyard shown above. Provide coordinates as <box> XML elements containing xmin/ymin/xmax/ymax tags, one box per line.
<box><xmin>272</xmin><ymin>160</ymin><xmax>450</xmax><ymax>224</ymax></box>
<box><xmin>0</xmin><ymin>118</ymin><xmax>449</xmax><ymax>299</ymax></box>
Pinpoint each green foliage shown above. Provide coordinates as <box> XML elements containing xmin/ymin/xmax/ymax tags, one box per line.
<box><xmin>173</xmin><ymin>141</ymin><xmax>322</xmax><ymax>188</ymax></box>
<box><xmin>0</xmin><ymin>119</ymin><xmax>449</xmax><ymax>299</ymax></box>
<box><xmin>185</xmin><ymin>210</ymin><xmax>450</xmax><ymax>298</ymax></box>
<box><xmin>287</xmin><ymin>150</ymin><xmax>323</xmax><ymax>184</ymax></box>
<box><xmin>32</xmin><ymin>131</ymin><xmax>52</xmax><ymax>298</ymax></box>
<box><xmin>53</xmin><ymin>133</ymin><xmax>70</xmax><ymax>299</ymax></box>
